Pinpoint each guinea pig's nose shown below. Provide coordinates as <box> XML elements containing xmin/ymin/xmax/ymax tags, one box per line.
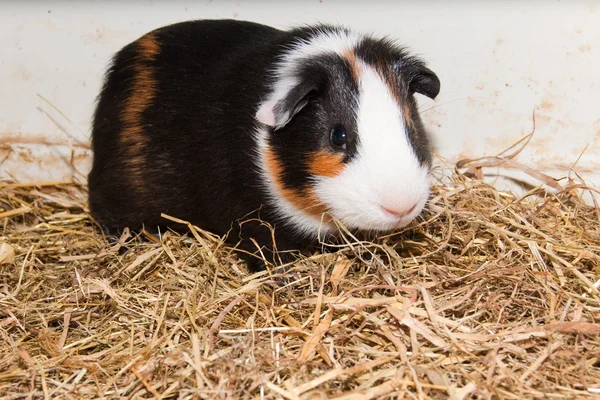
<box><xmin>381</xmin><ymin>203</ymin><xmax>417</xmax><ymax>218</ymax></box>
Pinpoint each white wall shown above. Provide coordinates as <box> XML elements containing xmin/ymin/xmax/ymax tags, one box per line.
<box><xmin>2</xmin><ymin>0</ymin><xmax>599</xmax><ymax>192</ymax></box>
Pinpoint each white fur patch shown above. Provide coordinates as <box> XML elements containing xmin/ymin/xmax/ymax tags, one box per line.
<box><xmin>313</xmin><ymin>63</ymin><xmax>431</xmax><ymax>232</ymax></box>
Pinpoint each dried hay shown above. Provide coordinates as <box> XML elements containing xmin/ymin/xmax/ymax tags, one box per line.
<box><xmin>1</xmin><ymin>155</ymin><xmax>599</xmax><ymax>399</ymax></box>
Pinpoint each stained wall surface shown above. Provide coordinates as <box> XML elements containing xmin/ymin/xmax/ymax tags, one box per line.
<box><xmin>2</xmin><ymin>1</ymin><xmax>599</xmax><ymax>191</ymax></box>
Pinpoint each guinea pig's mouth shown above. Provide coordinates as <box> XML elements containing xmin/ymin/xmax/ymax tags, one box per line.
<box><xmin>332</xmin><ymin>198</ymin><xmax>426</xmax><ymax>233</ymax></box>
<box><xmin>381</xmin><ymin>195</ymin><xmax>430</xmax><ymax>230</ymax></box>
<box><xmin>381</xmin><ymin>204</ymin><xmax>418</xmax><ymax>220</ymax></box>
<box><xmin>377</xmin><ymin>209</ymin><xmax>421</xmax><ymax>231</ymax></box>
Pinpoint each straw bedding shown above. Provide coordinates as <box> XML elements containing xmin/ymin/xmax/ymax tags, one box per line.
<box><xmin>1</xmin><ymin>156</ymin><xmax>599</xmax><ymax>399</ymax></box>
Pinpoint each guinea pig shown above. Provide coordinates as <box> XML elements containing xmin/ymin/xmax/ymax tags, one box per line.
<box><xmin>87</xmin><ymin>19</ymin><xmax>440</xmax><ymax>273</ymax></box>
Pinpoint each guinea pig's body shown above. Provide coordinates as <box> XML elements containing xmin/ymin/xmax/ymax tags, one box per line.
<box><xmin>88</xmin><ymin>19</ymin><xmax>440</xmax><ymax>271</ymax></box>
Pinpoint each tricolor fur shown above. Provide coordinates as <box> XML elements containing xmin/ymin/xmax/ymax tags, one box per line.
<box><xmin>87</xmin><ymin>19</ymin><xmax>440</xmax><ymax>272</ymax></box>
<box><xmin>254</xmin><ymin>26</ymin><xmax>439</xmax><ymax>235</ymax></box>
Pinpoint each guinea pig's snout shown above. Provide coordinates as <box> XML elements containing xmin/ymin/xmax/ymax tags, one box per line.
<box><xmin>381</xmin><ymin>203</ymin><xmax>417</xmax><ymax>219</ymax></box>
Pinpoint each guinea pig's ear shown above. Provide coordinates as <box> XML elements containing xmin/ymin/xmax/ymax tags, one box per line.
<box><xmin>408</xmin><ymin>66</ymin><xmax>440</xmax><ymax>100</ymax></box>
<box><xmin>395</xmin><ymin>60</ymin><xmax>441</xmax><ymax>100</ymax></box>
<box><xmin>256</xmin><ymin>79</ymin><xmax>318</xmax><ymax>130</ymax></box>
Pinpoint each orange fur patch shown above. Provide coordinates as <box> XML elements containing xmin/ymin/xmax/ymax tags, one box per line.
<box><xmin>264</xmin><ymin>148</ymin><xmax>328</xmax><ymax>217</ymax></box>
<box><xmin>400</xmin><ymin>98</ymin><xmax>414</xmax><ymax>130</ymax></box>
<box><xmin>119</xmin><ymin>33</ymin><xmax>160</xmax><ymax>184</ymax></box>
<box><xmin>138</xmin><ymin>34</ymin><xmax>160</xmax><ymax>58</ymax></box>
<box><xmin>343</xmin><ymin>49</ymin><xmax>362</xmax><ymax>82</ymax></box>
<box><xmin>308</xmin><ymin>151</ymin><xmax>345</xmax><ymax>178</ymax></box>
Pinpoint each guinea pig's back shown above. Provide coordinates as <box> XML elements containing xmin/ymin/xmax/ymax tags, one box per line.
<box><xmin>88</xmin><ymin>20</ymin><xmax>285</xmax><ymax>234</ymax></box>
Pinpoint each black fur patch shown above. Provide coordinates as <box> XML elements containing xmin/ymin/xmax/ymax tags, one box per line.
<box><xmin>267</xmin><ymin>52</ymin><xmax>360</xmax><ymax>192</ymax></box>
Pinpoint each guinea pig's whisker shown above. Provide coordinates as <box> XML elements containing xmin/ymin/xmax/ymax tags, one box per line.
<box><xmin>419</xmin><ymin>97</ymin><xmax>479</xmax><ymax>115</ymax></box>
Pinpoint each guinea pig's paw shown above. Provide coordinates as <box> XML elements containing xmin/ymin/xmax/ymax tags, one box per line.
<box><xmin>272</xmin><ymin>274</ymin><xmax>293</xmax><ymax>288</ymax></box>
<box><xmin>267</xmin><ymin>263</ymin><xmax>298</xmax><ymax>288</ymax></box>
<box><xmin>254</xmin><ymin>263</ymin><xmax>289</xmax><ymax>287</ymax></box>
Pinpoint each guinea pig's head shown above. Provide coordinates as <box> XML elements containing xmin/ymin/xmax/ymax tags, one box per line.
<box><xmin>255</xmin><ymin>27</ymin><xmax>440</xmax><ymax>236</ymax></box>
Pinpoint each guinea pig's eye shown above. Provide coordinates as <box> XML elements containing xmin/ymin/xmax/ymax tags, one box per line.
<box><xmin>329</xmin><ymin>125</ymin><xmax>348</xmax><ymax>150</ymax></box>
